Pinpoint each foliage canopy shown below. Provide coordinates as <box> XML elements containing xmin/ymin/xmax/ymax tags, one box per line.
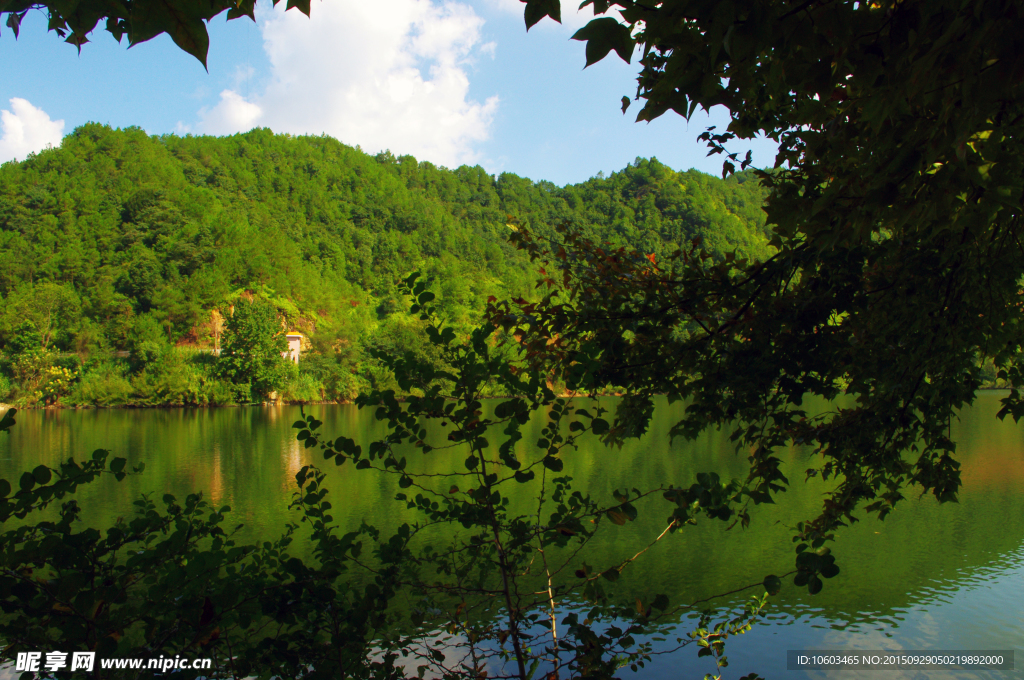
<box><xmin>497</xmin><ymin>0</ymin><xmax>1024</xmax><ymax>575</ymax></box>
<box><xmin>0</xmin><ymin>0</ymin><xmax>311</xmax><ymax>67</ymax></box>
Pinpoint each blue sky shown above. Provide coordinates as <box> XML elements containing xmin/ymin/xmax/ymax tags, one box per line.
<box><xmin>0</xmin><ymin>0</ymin><xmax>777</xmax><ymax>186</ymax></box>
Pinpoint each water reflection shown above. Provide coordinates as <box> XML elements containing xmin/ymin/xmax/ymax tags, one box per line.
<box><xmin>0</xmin><ymin>392</ymin><xmax>1020</xmax><ymax>678</ymax></box>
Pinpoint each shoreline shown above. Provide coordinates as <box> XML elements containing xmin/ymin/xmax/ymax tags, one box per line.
<box><xmin>1</xmin><ymin>387</ymin><xmax>1014</xmax><ymax>411</ymax></box>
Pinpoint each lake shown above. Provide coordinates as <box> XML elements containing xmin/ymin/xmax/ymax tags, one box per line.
<box><xmin>0</xmin><ymin>392</ymin><xmax>1021</xmax><ymax>680</ymax></box>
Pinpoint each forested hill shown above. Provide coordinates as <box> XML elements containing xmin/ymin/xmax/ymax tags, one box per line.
<box><xmin>0</xmin><ymin>123</ymin><xmax>769</xmax><ymax>405</ymax></box>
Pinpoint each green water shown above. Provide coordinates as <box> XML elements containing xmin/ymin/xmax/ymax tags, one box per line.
<box><xmin>1</xmin><ymin>393</ymin><xmax>1022</xmax><ymax>680</ymax></box>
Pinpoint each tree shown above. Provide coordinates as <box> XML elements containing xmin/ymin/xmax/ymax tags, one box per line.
<box><xmin>218</xmin><ymin>298</ymin><xmax>287</xmax><ymax>402</ymax></box>
<box><xmin>2</xmin><ymin>282</ymin><xmax>80</xmax><ymax>351</ymax></box>
<box><xmin>493</xmin><ymin>0</ymin><xmax>1024</xmax><ymax>590</ymax></box>
<box><xmin>4</xmin><ymin>321</ymin><xmax>41</xmax><ymax>356</ymax></box>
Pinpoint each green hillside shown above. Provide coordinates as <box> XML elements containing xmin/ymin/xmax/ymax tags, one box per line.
<box><xmin>0</xmin><ymin>124</ymin><xmax>769</xmax><ymax>406</ymax></box>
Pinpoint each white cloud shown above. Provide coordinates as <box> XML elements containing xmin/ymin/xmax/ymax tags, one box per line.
<box><xmin>198</xmin><ymin>90</ymin><xmax>263</xmax><ymax>136</ymax></box>
<box><xmin>0</xmin><ymin>98</ymin><xmax>64</xmax><ymax>164</ymax></box>
<box><xmin>198</xmin><ymin>0</ymin><xmax>499</xmax><ymax>168</ymax></box>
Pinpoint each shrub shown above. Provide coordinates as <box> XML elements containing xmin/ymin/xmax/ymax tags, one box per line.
<box><xmin>9</xmin><ymin>351</ymin><xmax>78</xmax><ymax>406</ymax></box>
<box><xmin>281</xmin><ymin>372</ymin><xmax>322</xmax><ymax>403</ymax></box>
<box><xmin>69</xmin><ymin>364</ymin><xmax>133</xmax><ymax>407</ymax></box>
<box><xmin>131</xmin><ymin>349</ymin><xmax>235</xmax><ymax>406</ymax></box>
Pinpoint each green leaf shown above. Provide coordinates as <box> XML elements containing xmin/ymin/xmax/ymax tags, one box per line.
<box><xmin>6</xmin><ymin>10</ymin><xmax>23</xmax><ymax>39</ymax></box>
<box><xmin>795</xmin><ymin>551</ymin><xmax>819</xmax><ymax>570</ymax></box>
<box><xmin>285</xmin><ymin>0</ymin><xmax>310</xmax><ymax>17</ymax></box>
<box><xmin>591</xmin><ymin>418</ymin><xmax>609</xmax><ymax>435</ymax></box>
<box><xmin>807</xmin><ymin>575</ymin><xmax>823</xmax><ymax>595</ymax></box>
<box><xmin>0</xmin><ymin>479</ymin><xmax>10</xmax><ymax>498</ymax></box>
<box><xmin>820</xmin><ymin>562</ymin><xmax>840</xmax><ymax>579</ymax></box>
<box><xmin>126</xmin><ymin>0</ymin><xmax>214</xmax><ymax>68</ymax></box>
<box><xmin>0</xmin><ymin>408</ymin><xmax>16</xmax><ymax>434</ymax></box>
<box><xmin>31</xmin><ymin>465</ymin><xmax>51</xmax><ymax>485</ymax></box>
<box><xmin>762</xmin><ymin>574</ymin><xmax>782</xmax><ymax>595</ymax></box>
<box><xmin>524</xmin><ymin>0</ymin><xmax>560</xmax><ymax>29</ymax></box>
<box><xmin>606</xmin><ymin>508</ymin><xmax>627</xmax><ymax>525</ymax></box>
<box><xmin>542</xmin><ymin>455</ymin><xmax>563</xmax><ymax>472</ymax></box>
<box><xmin>571</xmin><ymin>17</ymin><xmax>633</xmax><ymax>67</ymax></box>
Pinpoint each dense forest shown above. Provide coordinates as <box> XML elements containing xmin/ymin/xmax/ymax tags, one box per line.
<box><xmin>0</xmin><ymin>124</ymin><xmax>773</xmax><ymax>406</ymax></box>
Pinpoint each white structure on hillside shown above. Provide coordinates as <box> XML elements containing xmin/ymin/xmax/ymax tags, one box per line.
<box><xmin>283</xmin><ymin>333</ymin><xmax>304</xmax><ymax>364</ymax></box>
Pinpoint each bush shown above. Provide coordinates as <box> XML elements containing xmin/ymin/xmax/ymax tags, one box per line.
<box><xmin>131</xmin><ymin>349</ymin><xmax>235</xmax><ymax>406</ymax></box>
<box><xmin>68</xmin><ymin>364</ymin><xmax>133</xmax><ymax>407</ymax></box>
<box><xmin>126</xmin><ymin>314</ymin><xmax>171</xmax><ymax>374</ymax></box>
<box><xmin>281</xmin><ymin>372</ymin><xmax>322</xmax><ymax>403</ymax></box>
<box><xmin>297</xmin><ymin>339</ymin><xmax>363</xmax><ymax>402</ymax></box>
<box><xmin>9</xmin><ymin>351</ymin><xmax>79</xmax><ymax>406</ymax></box>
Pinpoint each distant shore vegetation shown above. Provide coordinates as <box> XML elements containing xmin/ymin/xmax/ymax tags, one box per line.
<box><xmin>0</xmin><ymin>124</ymin><xmax>772</xmax><ymax>407</ymax></box>
<box><xmin>0</xmin><ymin>124</ymin><xmax>1000</xmax><ymax>408</ymax></box>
